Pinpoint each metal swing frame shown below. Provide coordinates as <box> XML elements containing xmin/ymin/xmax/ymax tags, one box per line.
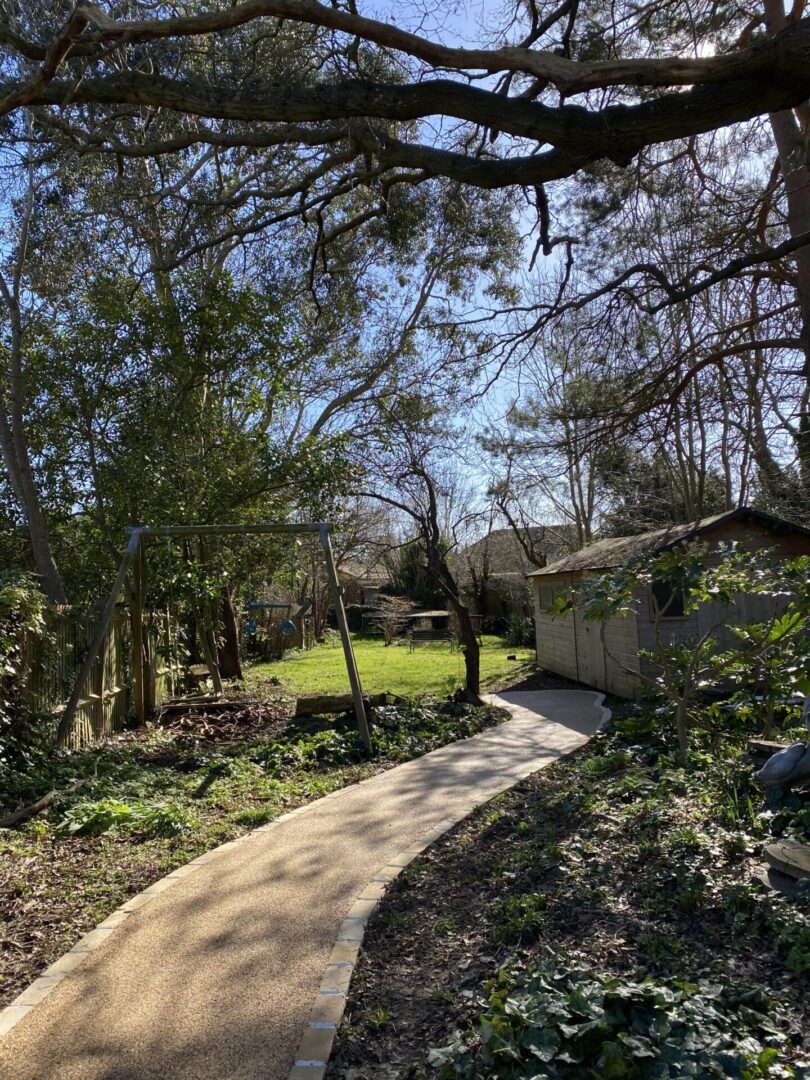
<box><xmin>56</xmin><ymin>522</ymin><xmax>371</xmax><ymax>750</ymax></box>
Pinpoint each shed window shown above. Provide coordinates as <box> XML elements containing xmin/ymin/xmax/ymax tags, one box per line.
<box><xmin>552</xmin><ymin>586</ymin><xmax>571</xmax><ymax>608</ymax></box>
<box><xmin>538</xmin><ymin>586</ymin><xmax>553</xmax><ymax>609</ymax></box>
<box><xmin>650</xmin><ymin>581</ymin><xmax>685</xmax><ymax>619</ymax></box>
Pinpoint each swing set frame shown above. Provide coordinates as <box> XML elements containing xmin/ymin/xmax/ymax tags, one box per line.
<box><xmin>56</xmin><ymin>522</ymin><xmax>371</xmax><ymax>751</ymax></box>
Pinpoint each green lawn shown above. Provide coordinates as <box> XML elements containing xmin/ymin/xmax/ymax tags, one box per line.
<box><xmin>249</xmin><ymin>634</ymin><xmax>535</xmax><ymax>698</ymax></box>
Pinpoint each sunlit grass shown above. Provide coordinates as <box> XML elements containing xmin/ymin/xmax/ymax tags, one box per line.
<box><xmin>249</xmin><ymin>633</ymin><xmax>535</xmax><ymax>697</ymax></box>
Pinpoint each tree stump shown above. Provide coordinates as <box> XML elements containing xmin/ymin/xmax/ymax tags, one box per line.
<box><xmin>762</xmin><ymin>839</ymin><xmax>810</xmax><ymax>880</ymax></box>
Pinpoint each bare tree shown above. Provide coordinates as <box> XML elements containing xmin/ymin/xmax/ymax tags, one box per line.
<box><xmin>764</xmin><ymin>0</ymin><xmax>810</xmax><ymax>487</ymax></box>
<box><xmin>367</xmin><ymin>593</ymin><xmax>411</xmax><ymax>646</ymax></box>
<box><xmin>362</xmin><ymin>411</ymin><xmax>483</xmax><ymax>700</ymax></box>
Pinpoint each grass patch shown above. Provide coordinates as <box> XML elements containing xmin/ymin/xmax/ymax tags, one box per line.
<box><xmin>328</xmin><ymin>704</ymin><xmax>810</xmax><ymax>1078</ymax></box>
<box><xmin>0</xmin><ymin>695</ymin><xmax>506</xmax><ymax>1008</ymax></box>
<box><xmin>248</xmin><ymin>633</ymin><xmax>535</xmax><ymax>698</ymax></box>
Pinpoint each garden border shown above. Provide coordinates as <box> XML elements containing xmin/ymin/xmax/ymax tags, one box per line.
<box><xmin>0</xmin><ymin>692</ymin><xmax>611</xmax><ymax>1065</ymax></box>
<box><xmin>289</xmin><ymin>693</ymin><xmax>612</xmax><ymax>1079</ymax></box>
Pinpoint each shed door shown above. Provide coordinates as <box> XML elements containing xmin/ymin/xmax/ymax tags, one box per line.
<box><xmin>575</xmin><ymin>612</ymin><xmax>606</xmax><ymax>690</ymax></box>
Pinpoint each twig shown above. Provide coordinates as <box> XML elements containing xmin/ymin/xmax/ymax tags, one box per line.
<box><xmin>0</xmin><ymin>759</ymin><xmax>99</xmax><ymax>829</ymax></box>
<box><xmin>0</xmin><ymin>938</ymin><xmax>26</xmax><ymax>950</ymax></box>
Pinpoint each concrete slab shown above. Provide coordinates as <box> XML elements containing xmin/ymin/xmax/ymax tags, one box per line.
<box><xmin>0</xmin><ymin>690</ymin><xmax>606</xmax><ymax>1080</ymax></box>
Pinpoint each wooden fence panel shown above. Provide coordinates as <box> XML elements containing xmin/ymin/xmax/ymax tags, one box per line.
<box><xmin>23</xmin><ymin>606</ymin><xmax>182</xmax><ymax>748</ymax></box>
<box><xmin>149</xmin><ymin>611</ymin><xmax>183</xmax><ymax>708</ymax></box>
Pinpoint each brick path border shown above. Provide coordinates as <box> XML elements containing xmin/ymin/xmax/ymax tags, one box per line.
<box><xmin>289</xmin><ymin>693</ymin><xmax>611</xmax><ymax>1078</ymax></box>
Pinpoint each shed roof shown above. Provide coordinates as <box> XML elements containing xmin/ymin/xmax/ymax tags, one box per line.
<box><xmin>528</xmin><ymin>507</ymin><xmax>810</xmax><ymax>577</ymax></box>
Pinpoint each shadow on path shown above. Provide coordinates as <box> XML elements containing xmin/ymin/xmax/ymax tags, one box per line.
<box><xmin>0</xmin><ymin>691</ymin><xmax>607</xmax><ymax>1080</ymax></box>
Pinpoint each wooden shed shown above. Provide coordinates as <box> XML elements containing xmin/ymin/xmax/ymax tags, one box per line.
<box><xmin>529</xmin><ymin>508</ymin><xmax>810</xmax><ymax>697</ymax></box>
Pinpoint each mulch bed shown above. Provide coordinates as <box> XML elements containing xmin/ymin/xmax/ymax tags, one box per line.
<box><xmin>0</xmin><ymin>832</ymin><xmax>211</xmax><ymax>1006</ymax></box>
<box><xmin>149</xmin><ymin>692</ymin><xmax>292</xmax><ymax>758</ymax></box>
<box><xmin>0</xmin><ymin>698</ymin><xmax>290</xmax><ymax>1007</ymax></box>
<box><xmin>327</xmin><ymin>740</ymin><xmax>810</xmax><ymax>1078</ymax></box>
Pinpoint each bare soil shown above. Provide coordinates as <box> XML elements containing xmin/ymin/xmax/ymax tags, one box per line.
<box><xmin>328</xmin><ymin>734</ymin><xmax>809</xmax><ymax>1078</ymax></box>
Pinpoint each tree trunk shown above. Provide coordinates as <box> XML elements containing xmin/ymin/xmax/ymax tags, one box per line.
<box><xmin>217</xmin><ymin>588</ymin><xmax>243</xmax><ymax>679</ymax></box>
<box><xmin>0</xmin><ymin>142</ymin><xmax>68</xmax><ymax>606</ymax></box>
<box><xmin>675</xmin><ymin>698</ymin><xmax>690</xmax><ymax>753</ymax></box>
<box><xmin>456</xmin><ymin>608</ymin><xmax>481</xmax><ymax>700</ymax></box>
<box><xmin>762</xmin><ymin>701</ymin><xmax>776</xmax><ymax>740</ymax></box>
<box><xmin>195</xmin><ymin>606</ymin><xmax>224</xmax><ymax>695</ymax></box>
<box><xmin>423</xmin><ymin>528</ymin><xmax>481</xmax><ymax>699</ymax></box>
<box><xmin>0</xmin><ymin>410</ymin><xmax>67</xmax><ymax>604</ymax></box>
<box><xmin>764</xmin><ymin>0</ymin><xmax>810</xmax><ymax>494</ymax></box>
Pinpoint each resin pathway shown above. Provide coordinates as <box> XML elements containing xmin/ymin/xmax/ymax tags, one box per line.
<box><xmin>0</xmin><ymin>689</ymin><xmax>607</xmax><ymax>1080</ymax></box>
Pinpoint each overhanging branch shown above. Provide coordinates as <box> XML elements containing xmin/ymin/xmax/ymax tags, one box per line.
<box><xmin>56</xmin><ymin>4</ymin><xmax>810</xmax><ymax>96</ymax></box>
<box><xmin>1</xmin><ymin>13</ymin><xmax>810</xmax><ymax>189</ymax></box>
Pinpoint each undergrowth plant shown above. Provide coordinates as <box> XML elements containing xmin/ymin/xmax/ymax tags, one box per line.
<box><xmin>57</xmin><ymin>798</ymin><xmax>199</xmax><ymax>839</ymax></box>
<box><xmin>505</xmin><ymin>613</ymin><xmax>534</xmax><ymax>648</ymax></box>
<box><xmin>431</xmin><ymin>964</ymin><xmax>802</xmax><ymax>1079</ymax></box>
<box><xmin>552</xmin><ymin>548</ymin><xmax>810</xmax><ymax>751</ymax></box>
<box><xmin>0</xmin><ymin>572</ymin><xmax>49</xmax><ymax>783</ymax></box>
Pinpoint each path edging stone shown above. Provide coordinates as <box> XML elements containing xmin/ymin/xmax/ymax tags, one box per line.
<box><xmin>288</xmin><ymin>817</ymin><xmax>462</xmax><ymax>1080</ymax></box>
<box><xmin>289</xmin><ymin>692</ymin><xmax>611</xmax><ymax>1079</ymax></box>
<box><xmin>0</xmin><ymin>690</ymin><xmax>611</xmax><ymax>1061</ymax></box>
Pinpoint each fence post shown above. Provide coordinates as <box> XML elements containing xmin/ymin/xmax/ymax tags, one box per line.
<box><xmin>133</xmin><ymin>537</ymin><xmax>146</xmax><ymax>726</ymax></box>
<box><xmin>94</xmin><ymin>628</ymin><xmax>108</xmax><ymax>738</ymax></box>
<box><xmin>56</xmin><ymin>530</ymin><xmax>142</xmax><ymax>747</ymax></box>
<box><xmin>143</xmin><ymin>554</ymin><xmax>155</xmax><ymax>717</ymax></box>
<box><xmin>319</xmin><ymin>524</ymin><xmax>372</xmax><ymax>752</ymax></box>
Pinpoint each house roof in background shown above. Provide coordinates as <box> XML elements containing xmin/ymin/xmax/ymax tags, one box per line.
<box><xmin>339</xmin><ymin>558</ymin><xmax>390</xmax><ymax>585</ymax></box>
<box><xmin>465</xmin><ymin>524</ymin><xmax>576</xmax><ymax>565</ymax></box>
<box><xmin>529</xmin><ymin>507</ymin><xmax>810</xmax><ymax>577</ymax></box>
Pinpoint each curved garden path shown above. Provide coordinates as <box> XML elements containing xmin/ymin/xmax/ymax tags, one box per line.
<box><xmin>0</xmin><ymin>690</ymin><xmax>607</xmax><ymax>1080</ymax></box>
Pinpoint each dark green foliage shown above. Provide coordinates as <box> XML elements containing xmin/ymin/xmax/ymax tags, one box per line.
<box><xmin>432</xmin><ymin>965</ymin><xmax>797</xmax><ymax>1079</ymax></box>
<box><xmin>388</xmin><ymin>539</ymin><xmax>447</xmax><ymax>608</ymax></box>
<box><xmin>504</xmin><ymin>613</ymin><xmax>534</xmax><ymax>648</ymax></box>
<box><xmin>1</xmin><ymin>700</ymin><xmax>501</xmax><ymax>819</ymax></box>
<box><xmin>597</xmin><ymin>449</ymin><xmax>729</xmax><ymax>539</ymax></box>
<box><xmin>253</xmin><ymin>702</ymin><xmax>498</xmax><ymax>776</ymax></box>
<box><xmin>0</xmin><ymin>573</ymin><xmax>50</xmax><ymax>784</ymax></box>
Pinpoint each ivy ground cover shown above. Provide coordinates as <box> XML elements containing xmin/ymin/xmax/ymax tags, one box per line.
<box><xmin>328</xmin><ymin>704</ymin><xmax>810</xmax><ymax>1079</ymax></box>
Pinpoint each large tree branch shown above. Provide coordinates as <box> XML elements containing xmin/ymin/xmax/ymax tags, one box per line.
<box><xmin>14</xmin><ymin>59</ymin><xmax>810</xmax><ymax>157</ymax></box>
<box><xmin>57</xmin><ymin>4</ymin><xmax>810</xmax><ymax>97</ymax></box>
<box><xmin>1</xmin><ymin>16</ymin><xmax>810</xmax><ymax>188</ymax></box>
